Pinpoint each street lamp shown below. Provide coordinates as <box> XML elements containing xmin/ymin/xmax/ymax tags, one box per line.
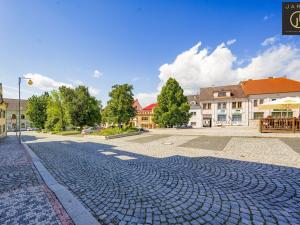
<box><xmin>18</xmin><ymin>76</ymin><xmax>33</xmax><ymax>143</ymax></box>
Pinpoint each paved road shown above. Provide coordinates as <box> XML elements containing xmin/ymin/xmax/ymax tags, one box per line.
<box><xmin>24</xmin><ymin>134</ymin><xmax>300</xmax><ymax>225</ymax></box>
<box><xmin>0</xmin><ymin>136</ymin><xmax>73</xmax><ymax>225</ymax></box>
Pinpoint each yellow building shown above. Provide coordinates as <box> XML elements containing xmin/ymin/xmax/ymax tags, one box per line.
<box><xmin>0</xmin><ymin>83</ymin><xmax>7</xmax><ymax>138</ymax></box>
<box><xmin>136</xmin><ymin>103</ymin><xmax>157</xmax><ymax>129</ymax></box>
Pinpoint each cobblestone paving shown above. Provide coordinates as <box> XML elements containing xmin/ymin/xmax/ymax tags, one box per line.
<box><xmin>128</xmin><ymin>134</ymin><xmax>171</xmax><ymax>143</ymax></box>
<box><xmin>281</xmin><ymin>138</ymin><xmax>300</xmax><ymax>155</ymax></box>
<box><xmin>179</xmin><ymin>136</ymin><xmax>232</xmax><ymax>151</ymax></box>
<box><xmin>0</xmin><ymin>136</ymin><xmax>73</xmax><ymax>225</ymax></box>
<box><xmin>26</xmin><ymin>137</ymin><xmax>300</xmax><ymax>225</ymax></box>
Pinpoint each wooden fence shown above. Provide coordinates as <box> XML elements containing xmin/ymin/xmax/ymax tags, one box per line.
<box><xmin>259</xmin><ymin>118</ymin><xmax>300</xmax><ymax>133</ymax></box>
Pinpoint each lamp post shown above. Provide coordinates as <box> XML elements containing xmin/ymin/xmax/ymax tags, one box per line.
<box><xmin>18</xmin><ymin>76</ymin><xmax>33</xmax><ymax>143</ymax></box>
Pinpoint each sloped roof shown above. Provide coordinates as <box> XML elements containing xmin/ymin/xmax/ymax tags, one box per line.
<box><xmin>187</xmin><ymin>95</ymin><xmax>200</xmax><ymax>105</ymax></box>
<box><xmin>143</xmin><ymin>103</ymin><xmax>157</xmax><ymax>111</ymax></box>
<box><xmin>132</xmin><ymin>99</ymin><xmax>142</xmax><ymax>111</ymax></box>
<box><xmin>3</xmin><ymin>98</ymin><xmax>27</xmax><ymax>111</ymax></box>
<box><xmin>199</xmin><ymin>84</ymin><xmax>246</xmax><ymax>101</ymax></box>
<box><xmin>241</xmin><ymin>77</ymin><xmax>300</xmax><ymax>95</ymax></box>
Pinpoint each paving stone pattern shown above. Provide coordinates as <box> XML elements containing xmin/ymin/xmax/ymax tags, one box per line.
<box><xmin>27</xmin><ymin>138</ymin><xmax>300</xmax><ymax>225</ymax></box>
<box><xmin>179</xmin><ymin>136</ymin><xmax>232</xmax><ymax>151</ymax></box>
<box><xmin>0</xmin><ymin>136</ymin><xmax>71</xmax><ymax>225</ymax></box>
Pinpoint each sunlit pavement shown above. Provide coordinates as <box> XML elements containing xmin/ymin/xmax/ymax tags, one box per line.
<box><xmin>23</xmin><ymin>132</ymin><xmax>300</xmax><ymax>225</ymax></box>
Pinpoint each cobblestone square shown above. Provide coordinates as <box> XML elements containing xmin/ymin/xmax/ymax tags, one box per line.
<box><xmin>24</xmin><ymin>133</ymin><xmax>300</xmax><ymax>225</ymax></box>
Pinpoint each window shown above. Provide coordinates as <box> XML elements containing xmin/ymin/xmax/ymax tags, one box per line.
<box><xmin>253</xmin><ymin>100</ymin><xmax>258</xmax><ymax>107</ymax></box>
<box><xmin>191</xmin><ymin>111</ymin><xmax>196</xmax><ymax>116</ymax></box>
<box><xmin>203</xmin><ymin>103</ymin><xmax>207</xmax><ymax>109</ymax></box>
<box><xmin>259</xmin><ymin>99</ymin><xmax>264</xmax><ymax>105</ymax></box>
<box><xmin>190</xmin><ymin>101</ymin><xmax>196</xmax><ymax>105</ymax></box>
<box><xmin>232</xmin><ymin>102</ymin><xmax>236</xmax><ymax>109</ymax></box>
<box><xmin>21</xmin><ymin>114</ymin><xmax>25</xmax><ymax>119</ymax></box>
<box><xmin>237</xmin><ymin>102</ymin><xmax>242</xmax><ymax>108</ymax></box>
<box><xmin>218</xmin><ymin>102</ymin><xmax>226</xmax><ymax>109</ymax></box>
<box><xmin>253</xmin><ymin>112</ymin><xmax>264</xmax><ymax>120</ymax></box>
<box><xmin>141</xmin><ymin>117</ymin><xmax>149</xmax><ymax>121</ymax></box>
<box><xmin>232</xmin><ymin>115</ymin><xmax>242</xmax><ymax>122</ymax></box>
<box><xmin>3</xmin><ymin>125</ymin><xmax>5</xmax><ymax>133</ymax></box>
<box><xmin>272</xmin><ymin>111</ymin><xmax>293</xmax><ymax>118</ymax></box>
<box><xmin>3</xmin><ymin>111</ymin><xmax>5</xmax><ymax>118</ymax></box>
<box><xmin>21</xmin><ymin>123</ymin><xmax>25</xmax><ymax>129</ymax></box>
<box><xmin>0</xmin><ymin>125</ymin><xmax>1</xmax><ymax>134</ymax></box>
<box><xmin>191</xmin><ymin>122</ymin><xmax>196</xmax><ymax>126</ymax></box>
<box><xmin>12</xmin><ymin>114</ymin><xmax>16</xmax><ymax>119</ymax></box>
<box><xmin>218</xmin><ymin>92</ymin><xmax>226</xmax><ymax>97</ymax></box>
<box><xmin>217</xmin><ymin>114</ymin><xmax>226</xmax><ymax>121</ymax></box>
<box><xmin>207</xmin><ymin>103</ymin><xmax>211</xmax><ymax>109</ymax></box>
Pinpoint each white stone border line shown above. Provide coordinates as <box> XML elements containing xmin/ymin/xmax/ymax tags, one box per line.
<box><xmin>22</xmin><ymin>142</ymin><xmax>101</xmax><ymax>225</ymax></box>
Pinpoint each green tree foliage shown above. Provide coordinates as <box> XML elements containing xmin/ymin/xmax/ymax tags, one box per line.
<box><xmin>104</xmin><ymin>84</ymin><xmax>136</xmax><ymax>127</ymax></box>
<box><xmin>45</xmin><ymin>90</ymin><xmax>71</xmax><ymax>131</ymax></box>
<box><xmin>26</xmin><ymin>92</ymin><xmax>49</xmax><ymax>129</ymax></box>
<box><xmin>60</xmin><ymin>86</ymin><xmax>101</xmax><ymax>129</ymax></box>
<box><xmin>153</xmin><ymin>78</ymin><xmax>191</xmax><ymax>127</ymax></box>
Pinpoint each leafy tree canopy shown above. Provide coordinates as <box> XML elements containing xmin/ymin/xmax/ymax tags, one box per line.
<box><xmin>104</xmin><ymin>84</ymin><xmax>136</xmax><ymax>127</ymax></box>
<box><xmin>45</xmin><ymin>90</ymin><xmax>71</xmax><ymax>131</ymax></box>
<box><xmin>26</xmin><ymin>92</ymin><xmax>49</xmax><ymax>129</ymax></box>
<box><xmin>153</xmin><ymin>78</ymin><xmax>191</xmax><ymax>127</ymax></box>
<box><xmin>60</xmin><ymin>86</ymin><xmax>101</xmax><ymax>129</ymax></box>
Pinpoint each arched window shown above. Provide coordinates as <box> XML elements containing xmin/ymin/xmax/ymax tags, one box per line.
<box><xmin>12</xmin><ymin>123</ymin><xmax>17</xmax><ymax>130</ymax></box>
<box><xmin>21</xmin><ymin>114</ymin><xmax>25</xmax><ymax>119</ymax></box>
<box><xmin>21</xmin><ymin>123</ymin><xmax>26</xmax><ymax>129</ymax></box>
<box><xmin>12</xmin><ymin>114</ymin><xmax>17</xmax><ymax>119</ymax></box>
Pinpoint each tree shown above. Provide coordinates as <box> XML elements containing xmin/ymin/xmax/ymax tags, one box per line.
<box><xmin>60</xmin><ymin>86</ymin><xmax>101</xmax><ymax>129</ymax></box>
<box><xmin>104</xmin><ymin>84</ymin><xmax>136</xmax><ymax>127</ymax></box>
<box><xmin>153</xmin><ymin>78</ymin><xmax>191</xmax><ymax>127</ymax></box>
<box><xmin>45</xmin><ymin>90</ymin><xmax>70</xmax><ymax>131</ymax></box>
<box><xmin>26</xmin><ymin>92</ymin><xmax>49</xmax><ymax>129</ymax></box>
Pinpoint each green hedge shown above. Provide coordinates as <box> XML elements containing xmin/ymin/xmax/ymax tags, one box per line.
<box><xmin>91</xmin><ymin>127</ymin><xmax>139</xmax><ymax>136</ymax></box>
<box><xmin>55</xmin><ymin>130</ymin><xmax>81</xmax><ymax>136</ymax></box>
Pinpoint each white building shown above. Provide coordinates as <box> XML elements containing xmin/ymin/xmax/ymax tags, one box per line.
<box><xmin>187</xmin><ymin>95</ymin><xmax>202</xmax><ymax>128</ymax></box>
<box><xmin>188</xmin><ymin>77</ymin><xmax>300</xmax><ymax>128</ymax></box>
<box><xmin>4</xmin><ymin>98</ymin><xmax>31</xmax><ymax>131</ymax></box>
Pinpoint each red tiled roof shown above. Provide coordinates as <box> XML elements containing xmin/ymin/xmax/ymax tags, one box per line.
<box><xmin>143</xmin><ymin>103</ymin><xmax>157</xmax><ymax>111</ymax></box>
<box><xmin>241</xmin><ymin>77</ymin><xmax>300</xmax><ymax>95</ymax></box>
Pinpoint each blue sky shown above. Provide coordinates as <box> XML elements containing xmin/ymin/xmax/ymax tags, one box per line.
<box><xmin>1</xmin><ymin>0</ymin><xmax>300</xmax><ymax>106</ymax></box>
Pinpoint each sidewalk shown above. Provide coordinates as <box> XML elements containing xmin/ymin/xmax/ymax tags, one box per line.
<box><xmin>0</xmin><ymin>135</ymin><xmax>73</xmax><ymax>225</ymax></box>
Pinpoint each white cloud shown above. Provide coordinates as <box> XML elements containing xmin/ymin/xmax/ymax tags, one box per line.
<box><xmin>93</xmin><ymin>70</ymin><xmax>102</xmax><ymax>78</ymax></box>
<box><xmin>135</xmin><ymin>92</ymin><xmax>157</xmax><ymax>107</ymax></box>
<box><xmin>23</xmin><ymin>73</ymin><xmax>100</xmax><ymax>97</ymax></box>
<box><xmin>24</xmin><ymin>73</ymin><xmax>73</xmax><ymax>91</ymax></box>
<box><xmin>135</xmin><ymin>40</ymin><xmax>300</xmax><ymax>100</ymax></box>
<box><xmin>131</xmin><ymin>77</ymin><xmax>140</xmax><ymax>82</ymax></box>
<box><xmin>89</xmin><ymin>86</ymin><xmax>100</xmax><ymax>96</ymax></box>
<box><xmin>263</xmin><ymin>14</ymin><xmax>274</xmax><ymax>21</ymax></box>
<box><xmin>261</xmin><ymin>36</ymin><xmax>278</xmax><ymax>46</ymax></box>
<box><xmin>226</xmin><ymin>39</ymin><xmax>236</xmax><ymax>46</ymax></box>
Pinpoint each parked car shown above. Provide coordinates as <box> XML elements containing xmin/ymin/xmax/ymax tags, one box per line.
<box><xmin>81</xmin><ymin>127</ymin><xmax>100</xmax><ymax>135</ymax></box>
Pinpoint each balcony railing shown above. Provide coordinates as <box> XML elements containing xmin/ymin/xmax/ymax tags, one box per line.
<box><xmin>259</xmin><ymin>118</ymin><xmax>300</xmax><ymax>133</ymax></box>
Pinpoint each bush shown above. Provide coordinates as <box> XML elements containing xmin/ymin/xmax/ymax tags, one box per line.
<box><xmin>91</xmin><ymin>127</ymin><xmax>139</xmax><ymax>136</ymax></box>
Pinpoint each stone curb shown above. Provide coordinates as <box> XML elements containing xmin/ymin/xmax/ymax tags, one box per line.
<box><xmin>22</xmin><ymin>142</ymin><xmax>101</xmax><ymax>225</ymax></box>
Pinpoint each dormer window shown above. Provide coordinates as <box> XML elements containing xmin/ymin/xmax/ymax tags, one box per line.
<box><xmin>190</xmin><ymin>101</ymin><xmax>196</xmax><ymax>105</ymax></box>
<box><xmin>218</xmin><ymin>91</ymin><xmax>226</xmax><ymax>97</ymax></box>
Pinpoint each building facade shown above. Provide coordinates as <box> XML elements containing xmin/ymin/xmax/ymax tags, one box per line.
<box><xmin>188</xmin><ymin>77</ymin><xmax>300</xmax><ymax>128</ymax></box>
<box><xmin>136</xmin><ymin>103</ymin><xmax>157</xmax><ymax>129</ymax></box>
<box><xmin>0</xmin><ymin>84</ymin><xmax>7</xmax><ymax>138</ymax></box>
<box><xmin>187</xmin><ymin>95</ymin><xmax>202</xmax><ymax>128</ymax></box>
<box><xmin>4</xmin><ymin>98</ymin><xmax>30</xmax><ymax>131</ymax></box>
